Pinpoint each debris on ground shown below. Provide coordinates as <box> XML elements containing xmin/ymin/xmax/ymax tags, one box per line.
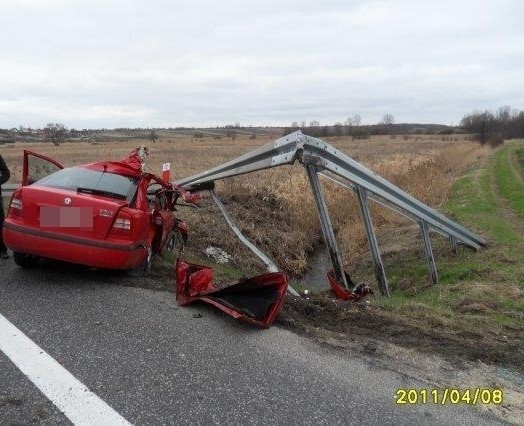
<box><xmin>204</xmin><ymin>246</ymin><xmax>231</xmax><ymax>264</ymax></box>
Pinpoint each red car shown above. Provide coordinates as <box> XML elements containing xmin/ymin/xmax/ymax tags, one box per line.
<box><xmin>3</xmin><ymin>149</ymin><xmax>182</xmax><ymax>273</ymax></box>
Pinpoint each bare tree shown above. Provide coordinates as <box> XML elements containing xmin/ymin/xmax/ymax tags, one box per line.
<box><xmin>346</xmin><ymin>114</ymin><xmax>362</xmax><ymax>137</ymax></box>
<box><xmin>496</xmin><ymin>105</ymin><xmax>515</xmax><ymax>123</ymax></box>
<box><xmin>44</xmin><ymin>123</ymin><xmax>67</xmax><ymax>146</ymax></box>
<box><xmin>309</xmin><ymin>120</ymin><xmax>320</xmax><ymax>127</ymax></box>
<box><xmin>380</xmin><ymin>114</ymin><xmax>395</xmax><ymax>126</ymax></box>
<box><xmin>460</xmin><ymin>111</ymin><xmax>496</xmax><ymax>144</ymax></box>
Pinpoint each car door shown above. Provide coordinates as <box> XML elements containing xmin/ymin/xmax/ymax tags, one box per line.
<box><xmin>23</xmin><ymin>150</ymin><xmax>64</xmax><ymax>186</ymax></box>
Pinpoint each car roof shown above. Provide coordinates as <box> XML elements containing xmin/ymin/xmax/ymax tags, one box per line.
<box><xmin>80</xmin><ymin>161</ymin><xmax>143</xmax><ymax>178</ymax></box>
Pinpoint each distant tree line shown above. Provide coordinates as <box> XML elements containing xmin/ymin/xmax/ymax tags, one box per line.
<box><xmin>460</xmin><ymin>105</ymin><xmax>524</xmax><ymax>146</ymax></box>
<box><xmin>282</xmin><ymin>113</ymin><xmax>455</xmax><ymax>139</ymax></box>
<box><xmin>4</xmin><ymin>107</ymin><xmax>524</xmax><ymax>147</ymax></box>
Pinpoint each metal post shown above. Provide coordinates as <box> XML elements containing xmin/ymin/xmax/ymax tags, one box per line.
<box><xmin>305</xmin><ymin>165</ymin><xmax>349</xmax><ymax>290</ymax></box>
<box><xmin>450</xmin><ymin>236</ymin><xmax>458</xmax><ymax>254</ymax></box>
<box><xmin>356</xmin><ymin>186</ymin><xmax>390</xmax><ymax>297</ymax></box>
<box><xmin>419</xmin><ymin>220</ymin><xmax>438</xmax><ymax>284</ymax></box>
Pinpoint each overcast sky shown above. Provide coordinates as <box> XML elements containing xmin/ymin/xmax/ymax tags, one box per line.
<box><xmin>0</xmin><ymin>0</ymin><xmax>522</xmax><ymax>129</ymax></box>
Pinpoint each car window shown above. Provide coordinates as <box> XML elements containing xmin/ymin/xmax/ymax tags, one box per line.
<box><xmin>27</xmin><ymin>155</ymin><xmax>62</xmax><ymax>184</ymax></box>
<box><xmin>36</xmin><ymin>166</ymin><xmax>139</xmax><ymax>203</ymax></box>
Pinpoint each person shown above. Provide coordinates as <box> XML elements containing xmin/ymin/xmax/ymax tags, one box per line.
<box><xmin>0</xmin><ymin>154</ymin><xmax>10</xmax><ymax>259</ymax></box>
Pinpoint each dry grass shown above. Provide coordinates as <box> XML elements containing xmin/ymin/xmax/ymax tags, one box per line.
<box><xmin>2</xmin><ymin>134</ymin><xmax>487</xmax><ymax>277</ymax></box>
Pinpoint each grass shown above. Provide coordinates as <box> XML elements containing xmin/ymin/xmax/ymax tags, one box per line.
<box><xmin>366</xmin><ymin>140</ymin><xmax>523</xmax><ymax>368</ymax></box>
<box><xmin>446</xmin><ymin>165</ymin><xmax>519</xmax><ymax>244</ymax></box>
<box><xmin>517</xmin><ymin>147</ymin><xmax>524</xmax><ymax>171</ymax></box>
<box><xmin>494</xmin><ymin>141</ymin><xmax>524</xmax><ymax>219</ymax></box>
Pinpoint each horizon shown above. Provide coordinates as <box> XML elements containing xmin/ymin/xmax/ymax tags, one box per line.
<box><xmin>4</xmin><ymin>121</ymin><xmax>461</xmax><ymax>132</ymax></box>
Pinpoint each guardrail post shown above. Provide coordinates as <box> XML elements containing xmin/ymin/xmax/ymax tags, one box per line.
<box><xmin>356</xmin><ymin>186</ymin><xmax>390</xmax><ymax>297</ymax></box>
<box><xmin>419</xmin><ymin>220</ymin><xmax>438</xmax><ymax>284</ymax></box>
<box><xmin>449</xmin><ymin>236</ymin><xmax>458</xmax><ymax>254</ymax></box>
<box><xmin>305</xmin><ymin>165</ymin><xmax>349</xmax><ymax>290</ymax></box>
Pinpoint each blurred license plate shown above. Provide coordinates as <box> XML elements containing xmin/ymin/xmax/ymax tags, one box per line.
<box><xmin>40</xmin><ymin>207</ymin><xmax>93</xmax><ymax>228</ymax></box>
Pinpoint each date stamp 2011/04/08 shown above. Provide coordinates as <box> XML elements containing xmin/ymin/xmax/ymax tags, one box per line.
<box><xmin>395</xmin><ymin>388</ymin><xmax>503</xmax><ymax>405</ymax></box>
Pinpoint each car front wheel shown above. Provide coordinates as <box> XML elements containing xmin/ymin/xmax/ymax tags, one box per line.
<box><xmin>13</xmin><ymin>252</ymin><xmax>39</xmax><ymax>268</ymax></box>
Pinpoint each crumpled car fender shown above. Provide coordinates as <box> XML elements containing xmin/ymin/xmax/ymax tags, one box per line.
<box><xmin>175</xmin><ymin>260</ymin><xmax>288</xmax><ymax>328</ymax></box>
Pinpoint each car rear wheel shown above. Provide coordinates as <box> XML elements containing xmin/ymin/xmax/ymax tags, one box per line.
<box><xmin>13</xmin><ymin>252</ymin><xmax>39</xmax><ymax>268</ymax></box>
<box><xmin>128</xmin><ymin>247</ymin><xmax>153</xmax><ymax>277</ymax></box>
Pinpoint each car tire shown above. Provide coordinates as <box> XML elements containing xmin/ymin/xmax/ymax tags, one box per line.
<box><xmin>128</xmin><ymin>246</ymin><xmax>153</xmax><ymax>277</ymax></box>
<box><xmin>13</xmin><ymin>252</ymin><xmax>39</xmax><ymax>268</ymax></box>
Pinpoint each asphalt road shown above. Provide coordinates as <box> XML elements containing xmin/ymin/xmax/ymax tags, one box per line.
<box><xmin>0</xmin><ymin>255</ymin><xmax>504</xmax><ymax>425</ymax></box>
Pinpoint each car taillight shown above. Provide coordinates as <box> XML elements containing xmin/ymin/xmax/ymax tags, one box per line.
<box><xmin>111</xmin><ymin>211</ymin><xmax>132</xmax><ymax>236</ymax></box>
<box><xmin>9</xmin><ymin>197</ymin><xmax>23</xmax><ymax>216</ymax></box>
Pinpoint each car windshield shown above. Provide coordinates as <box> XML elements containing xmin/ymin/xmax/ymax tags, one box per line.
<box><xmin>36</xmin><ymin>166</ymin><xmax>138</xmax><ymax>203</ymax></box>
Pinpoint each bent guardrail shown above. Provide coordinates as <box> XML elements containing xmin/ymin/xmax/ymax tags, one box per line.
<box><xmin>178</xmin><ymin>131</ymin><xmax>486</xmax><ymax>296</ymax></box>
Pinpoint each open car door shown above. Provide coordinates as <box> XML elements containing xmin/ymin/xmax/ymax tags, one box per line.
<box><xmin>23</xmin><ymin>150</ymin><xmax>64</xmax><ymax>186</ymax></box>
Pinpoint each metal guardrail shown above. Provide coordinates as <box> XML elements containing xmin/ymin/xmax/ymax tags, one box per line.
<box><xmin>1</xmin><ymin>183</ymin><xmax>19</xmax><ymax>199</ymax></box>
<box><xmin>178</xmin><ymin>131</ymin><xmax>486</xmax><ymax>296</ymax></box>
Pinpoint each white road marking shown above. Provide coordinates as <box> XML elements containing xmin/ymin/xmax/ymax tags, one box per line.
<box><xmin>0</xmin><ymin>313</ymin><xmax>131</xmax><ymax>425</ymax></box>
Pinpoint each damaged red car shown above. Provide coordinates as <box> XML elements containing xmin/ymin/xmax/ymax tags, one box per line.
<box><xmin>3</xmin><ymin>149</ymin><xmax>181</xmax><ymax>273</ymax></box>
